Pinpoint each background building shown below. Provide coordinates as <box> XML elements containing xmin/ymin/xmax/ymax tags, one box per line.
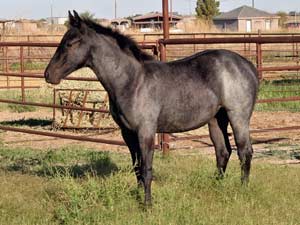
<box><xmin>46</xmin><ymin>17</ymin><xmax>68</xmax><ymax>25</ymax></box>
<box><xmin>132</xmin><ymin>12</ymin><xmax>182</xmax><ymax>32</ymax></box>
<box><xmin>110</xmin><ymin>19</ymin><xmax>131</xmax><ymax>31</ymax></box>
<box><xmin>213</xmin><ymin>5</ymin><xmax>280</xmax><ymax>32</ymax></box>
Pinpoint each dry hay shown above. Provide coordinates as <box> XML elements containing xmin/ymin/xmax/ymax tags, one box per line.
<box><xmin>50</xmin><ymin>68</ymin><xmax>116</xmax><ymax>130</ymax></box>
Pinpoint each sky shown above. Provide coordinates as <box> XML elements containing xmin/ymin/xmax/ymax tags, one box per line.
<box><xmin>0</xmin><ymin>0</ymin><xmax>299</xmax><ymax>20</ymax></box>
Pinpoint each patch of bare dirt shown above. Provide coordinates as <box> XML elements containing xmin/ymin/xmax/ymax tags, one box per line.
<box><xmin>0</xmin><ymin>109</ymin><xmax>126</xmax><ymax>153</ymax></box>
<box><xmin>0</xmin><ymin>110</ymin><xmax>300</xmax><ymax>164</ymax></box>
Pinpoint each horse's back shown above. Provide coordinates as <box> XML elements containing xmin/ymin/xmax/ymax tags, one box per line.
<box><xmin>168</xmin><ymin>49</ymin><xmax>259</xmax><ymax>109</ymax></box>
<box><xmin>202</xmin><ymin>49</ymin><xmax>259</xmax><ymax>112</ymax></box>
<box><xmin>142</xmin><ymin>49</ymin><xmax>259</xmax><ymax>133</ymax></box>
<box><xmin>169</xmin><ymin>49</ymin><xmax>258</xmax><ymax>84</ymax></box>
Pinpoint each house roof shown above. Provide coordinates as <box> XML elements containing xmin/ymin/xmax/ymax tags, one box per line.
<box><xmin>285</xmin><ymin>20</ymin><xmax>300</xmax><ymax>24</ymax></box>
<box><xmin>214</xmin><ymin>5</ymin><xmax>278</xmax><ymax>20</ymax></box>
<box><xmin>111</xmin><ymin>18</ymin><xmax>130</xmax><ymax>23</ymax></box>
<box><xmin>0</xmin><ymin>19</ymin><xmax>13</xmax><ymax>23</ymax></box>
<box><xmin>133</xmin><ymin>12</ymin><xmax>182</xmax><ymax>21</ymax></box>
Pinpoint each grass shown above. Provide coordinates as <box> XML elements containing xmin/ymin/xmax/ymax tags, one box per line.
<box><xmin>0</xmin><ymin>88</ymin><xmax>53</xmax><ymax>112</ymax></box>
<box><xmin>9</xmin><ymin>61</ymin><xmax>49</xmax><ymax>71</ymax></box>
<box><xmin>7</xmin><ymin>103</ymin><xmax>36</xmax><ymax>113</ymax></box>
<box><xmin>256</xmin><ymin>79</ymin><xmax>300</xmax><ymax>112</ymax></box>
<box><xmin>1</xmin><ymin>144</ymin><xmax>300</xmax><ymax>225</ymax></box>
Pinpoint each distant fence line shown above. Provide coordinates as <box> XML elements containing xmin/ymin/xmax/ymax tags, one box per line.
<box><xmin>1</xmin><ymin>31</ymin><xmax>300</xmax><ymax>42</ymax></box>
<box><xmin>0</xmin><ymin>35</ymin><xmax>300</xmax><ymax>152</ymax></box>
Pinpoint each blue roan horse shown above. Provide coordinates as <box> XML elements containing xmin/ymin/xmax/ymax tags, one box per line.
<box><xmin>45</xmin><ymin>11</ymin><xmax>259</xmax><ymax>205</ymax></box>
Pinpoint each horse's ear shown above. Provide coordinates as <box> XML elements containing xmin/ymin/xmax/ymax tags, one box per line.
<box><xmin>73</xmin><ymin>10</ymin><xmax>81</xmax><ymax>22</ymax></box>
<box><xmin>68</xmin><ymin>10</ymin><xmax>82</xmax><ymax>28</ymax></box>
<box><xmin>68</xmin><ymin>11</ymin><xmax>76</xmax><ymax>27</ymax></box>
<box><xmin>70</xmin><ymin>10</ymin><xmax>87</xmax><ymax>34</ymax></box>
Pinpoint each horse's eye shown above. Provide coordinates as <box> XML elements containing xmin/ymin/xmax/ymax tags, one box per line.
<box><xmin>66</xmin><ymin>39</ymin><xmax>81</xmax><ymax>48</ymax></box>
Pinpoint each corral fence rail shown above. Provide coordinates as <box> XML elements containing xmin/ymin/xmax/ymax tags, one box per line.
<box><xmin>0</xmin><ymin>35</ymin><xmax>299</xmax><ymax>151</ymax></box>
<box><xmin>0</xmin><ymin>41</ymin><xmax>160</xmax><ymax>148</ymax></box>
<box><xmin>158</xmin><ymin>35</ymin><xmax>300</xmax><ymax>147</ymax></box>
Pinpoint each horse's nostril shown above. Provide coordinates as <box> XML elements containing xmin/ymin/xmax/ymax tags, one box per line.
<box><xmin>45</xmin><ymin>71</ymin><xmax>50</xmax><ymax>80</ymax></box>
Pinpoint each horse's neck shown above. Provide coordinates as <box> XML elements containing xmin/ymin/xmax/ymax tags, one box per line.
<box><xmin>89</xmin><ymin>41</ymin><xmax>143</xmax><ymax>102</ymax></box>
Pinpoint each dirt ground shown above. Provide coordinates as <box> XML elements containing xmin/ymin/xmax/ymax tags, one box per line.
<box><xmin>0</xmin><ymin>109</ymin><xmax>300</xmax><ymax>164</ymax></box>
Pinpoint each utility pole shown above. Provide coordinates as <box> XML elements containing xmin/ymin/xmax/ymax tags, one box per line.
<box><xmin>252</xmin><ymin>0</ymin><xmax>255</xmax><ymax>8</ymax></box>
<box><xmin>114</xmin><ymin>0</ymin><xmax>117</xmax><ymax>19</ymax></box>
<box><xmin>50</xmin><ymin>0</ymin><xmax>54</xmax><ymax>33</ymax></box>
<box><xmin>50</xmin><ymin>0</ymin><xmax>53</xmax><ymax>25</ymax></box>
<box><xmin>170</xmin><ymin>0</ymin><xmax>173</xmax><ymax>22</ymax></box>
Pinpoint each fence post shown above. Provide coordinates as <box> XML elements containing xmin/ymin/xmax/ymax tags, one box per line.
<box><xmin>256</xmin><ymin>30</ymin><xmax>263</xmax><ymax>80</ymax></box>
<box><xmin>27</xmin><ymin>35</ymin><xmax>30</xmax><ymax>57</ymax></box>
<box><xmin>243</xmin><ymin>34</ymin><xmax>247</xmax><ymax>56</ymax></box>
<box><xmin>161</xmin><ymin>0</ymin><xmax>170</xmax><ymax>156</ymax></box>
<box><xmin>4</xmin><ymin>46</ymin><xmax>9</xmax><ymax>88</ymax></box>
<box><xmin>256</xmin><ymin>43</ymin><xmax>263</xmax><ymax>80</ymax></box>
<box><xmin>159</xmin><ymin>41</ymin><xmax>170</xmax><ymax>155</ymax></box>
<box><xmin>53</xmin><ymin>88</ymin><xmax>56</xmax><ymax>123</ymax></box>
<box><xmin>193</xmin><ymin>34</ymin><xmax>196</xmax><ymax>53</ymax></box>
<box><xmin>296</xmin><ymin>41</ymin><xmax>299</xmax><ymax>77</ymax></box>
<box><xmin>20</xmin><ymin>46</ymin><xmax>25</xmax><ymax>102</ymax></box>
<box><xmin>248</xmin><ymin>34</ymin><xmax>251</xmax><ymax>57</ymax></box>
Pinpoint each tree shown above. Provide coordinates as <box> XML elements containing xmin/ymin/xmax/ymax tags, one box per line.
<box><xmin>277</xmin><ymin>11</ymin><xmax>288</xmax><ymax>28</ymax></box>
<box><xmin>125</xmin><ymin>14</ymin><xmax>142</xmax><ymax>22</ymax></box>
<box><xmin>195</xmin><ymin>0</ymin><xmax>220</xmax><ymax>21</ymax></box>
<box><xmin>80</xmin><ymin>11</ymin><xmax>96</xmax><ymax>21</ymax></box>
<box><xmin>65</xmin><ymin>11</ymin><xmax>96</xmax><ymax>27</ymax></box>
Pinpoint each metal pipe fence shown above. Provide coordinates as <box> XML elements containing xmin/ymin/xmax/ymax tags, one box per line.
<box><xmin>0</xmin><ymin>35</ymin><xmax>299</xmax><ymax>152</ymax></box>
<box><xmin>158</xmin><ymin>35</ymin><xmax>300</xmax><ymax>151</ymax></box>
<box><xmin>0</xmin><ymin>41</ymin><xmax>159</xmax><ymax>148</ymax></box>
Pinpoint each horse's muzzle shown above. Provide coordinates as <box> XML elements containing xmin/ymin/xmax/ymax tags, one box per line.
<box><xmin>44</xmin><ymin>71</ymin><xmax>60</xmax><ymax>85</ymax></box>
<box><xmin>44</xmin><ymin>71</ymin><xmax>50</xmax><ymax>81</ymax></box>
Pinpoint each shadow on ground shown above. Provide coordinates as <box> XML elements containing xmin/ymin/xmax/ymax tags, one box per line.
<box><xmin>3</xmin><ymin>151</ymin><xmax>119</xmax><ymax>178</ymax></box>
<box><xmin>0</xmin><ymin>119</ymin><xmax>53</xmax><ymax>127</ymax></box>
<box><xmin>252</xmin><ymin>138</ymin><xmax>289</xmax><ymax>145</ymax></box>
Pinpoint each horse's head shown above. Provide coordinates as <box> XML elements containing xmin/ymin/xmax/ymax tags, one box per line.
<box><xmin>44</xmin><ymin>11</ymin><xmax>91</xmax><ymax>84</ymax></box>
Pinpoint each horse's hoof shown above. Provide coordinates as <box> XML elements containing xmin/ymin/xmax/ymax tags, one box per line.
<box><xmin>241</xmin><ymin>176</ymin><xmax>250</xmax><ymax>186</ymax></box>
<box><xmin>137</xmin><ymin>180</ymin><xmax>144</xmax><ymax>188</ymax></box>
<box><xmin>214</xmin><ymin>170</ymin><xmax>225</xmax><ymax>180</ymax></box>
<box><xmin>144</xmin><ymin>200</ymin><xmax>152</xmax><ymax>208</ymax></box>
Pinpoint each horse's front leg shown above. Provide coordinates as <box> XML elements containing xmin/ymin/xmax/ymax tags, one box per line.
<box><xmin>121</xmin><ymin>128</ymin><xmax>142</xmax><ymax>185</ymax></box>
<box><xmin>138</xmin><ymin>126</ymin><xmax>155</xmax><ymax>205</ymax></box>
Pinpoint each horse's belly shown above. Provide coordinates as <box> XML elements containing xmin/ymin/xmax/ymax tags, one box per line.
<box><xmin>157</xmin><ymin>107</ymin><xmax>218</xmax><ymax>133</ymax></box>
<box><xmin>157</xmin><ymin>120</ymin><xmax>208</xmax><ymax>133</ymax></box>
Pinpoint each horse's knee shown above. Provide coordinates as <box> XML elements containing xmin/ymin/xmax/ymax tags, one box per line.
<box><xmin>216</xmin><ymin>149</ymin><xmax>229</xmax><ymax>165</ymax></box>
<box><xmin>237</xmin><ymin>141</ymin><xmax>253</xmax><ymax>161</ymax></box>
<box><xmin>237</xmin><ymin>143</ymin><xmax>253</xmax><ymax>183</ymax></box>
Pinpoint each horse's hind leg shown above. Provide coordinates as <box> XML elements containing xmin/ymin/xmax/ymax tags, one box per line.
<box><xmin>209</xmin><ymin>108</ymin><xmax>232</xmax><ymax>178</ymax></box>
<box><xmin>227</xmin><ymin>111</ymin><xmax>253</xmax><ymax>184</ymax></box>
<box><xmin>137</xmin><ymin>126</ymin><xmax>156</xmax><ymax>205</ymax></box>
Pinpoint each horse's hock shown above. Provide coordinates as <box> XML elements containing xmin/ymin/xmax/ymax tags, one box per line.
<box><xmin>54</xmin><ymin>89</ymin><xmax>116</xmax><ymax>129</ymax></box>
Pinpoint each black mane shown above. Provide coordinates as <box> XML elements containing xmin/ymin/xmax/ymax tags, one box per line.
<box><xmin>82</xmin><ymin>18</ymin><xmax>154</xmax><ymax>62</ymax></box>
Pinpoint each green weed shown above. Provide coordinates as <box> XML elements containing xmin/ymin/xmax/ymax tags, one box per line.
<box><xmin>0</xmin><ymin>89</ymin><xmax>53</xmax><ymax>112</ymax></box>
<box><xmin>256</xmin><ymin>79</ymin><xmax>300</xmax><ymax>112</ymax></box>
<box><xmin>0</xmin><ymin>145</ymin><xmax>300</xmax><ymax>224</ymax></box>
